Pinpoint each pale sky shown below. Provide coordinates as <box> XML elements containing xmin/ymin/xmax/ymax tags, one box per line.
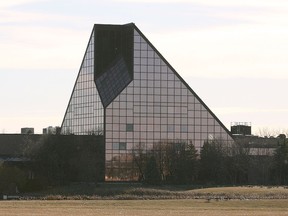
<box><xmin>0</xmin><ymin>0</ymin><xmax>287</xmax><ymax>135</ymax></box>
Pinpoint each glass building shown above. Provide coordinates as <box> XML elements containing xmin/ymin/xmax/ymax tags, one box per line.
<box><xmin>61</xmin><ymin>23</ymin><xmax>234</xmax><ymax>181</ymax></box>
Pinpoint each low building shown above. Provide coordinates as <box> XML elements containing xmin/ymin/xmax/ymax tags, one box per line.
<box><xmin>0</xmin><ymin>134</ymin><xmax>41</xmax><ymax>164</ymax></box>
<box><xmin>231</xmin><ymin>122</ymin><xmax>286</xmax><ymax>156</ymax></box>
<box><xmin>0</xmin><ymin>134</ymin><xmax>105</xmax><ymax>183</ymax></box>
<box><xmin>42</xmin><ymin>126</ymin><xmax>61</xmax><ymax>135</ymax></box>
<box><xmin>21</xmin><ymin>128</ymin><xmax>34</xmax><ymax>135</ymax></box>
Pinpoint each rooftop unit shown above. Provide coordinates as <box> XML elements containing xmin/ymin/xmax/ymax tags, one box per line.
<box><xmin>231</xmin><ymin>122</ymin><xmax>252</xmax><ymax>136</ymax></box>
<box><xmin>21</xmin><ymin>127</ymin><xmax>34</xmax><ymax>134</ymax></box>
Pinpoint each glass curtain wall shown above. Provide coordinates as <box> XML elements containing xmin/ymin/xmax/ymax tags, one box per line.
<box><xmin>61</xmin><ymin>31</ymin><xmax>104</xmax><ymax>135</ymax></box>
<box><xmin>105</xmin><ymin>29</ymin><xmax>234</xmax><ymax>181</ymax></box>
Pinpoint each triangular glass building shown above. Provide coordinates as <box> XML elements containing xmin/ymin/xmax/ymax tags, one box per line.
<box><xmin>61</xmin><ymin>23</ymin><xmax>234</xmax><ymax>181</ymax></box>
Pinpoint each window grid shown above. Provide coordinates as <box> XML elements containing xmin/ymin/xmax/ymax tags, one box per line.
<box><xmin>105</xmin><ymin>30</ymin><xmax>233</xmax><ymax>181</ymax></box>
<box><xmin>61</xmin><ymin>32</ymin><xmax>104</xmax><ymax>135</ymax></box>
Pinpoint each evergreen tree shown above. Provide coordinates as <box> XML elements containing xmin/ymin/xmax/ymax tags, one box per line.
<box><xmin>173</xmin><ymin>142</ymin><xmax>198</xmax><ymax>184</ymax></box>
<box><xmin>273</xmin><ymin>139</ymin><xmax>288</xmax><ymax>184</ymax></box>
<box><xmin>227</xmin><ymin>141</ymin><xmax>250</xmax><ymax>185</ymax></box>
<box><xmin>144</xmin><ymin>156</ymin><xmax>161</xmax><ymax>185</ymax></box>
<box><xmin>199</xmin><ymin>140</ymin><xmax>228</xmax><ymax>185</ymax></box>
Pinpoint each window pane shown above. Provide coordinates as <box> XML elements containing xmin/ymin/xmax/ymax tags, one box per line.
<box><xmin>119</xmin><ymin>142</ymin><xmax>127</xmax><ymax>150</ymax></box>
<box><xmin>126</xmin><ymin>123</ymin><xmax>134</xmax><ymax>132</ymax></box>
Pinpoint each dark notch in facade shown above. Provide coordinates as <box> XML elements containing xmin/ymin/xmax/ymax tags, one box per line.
<box><xmin>94</xmin><ymin>24</ymin><xmax>134</xmax><ymax>107</ymax></box>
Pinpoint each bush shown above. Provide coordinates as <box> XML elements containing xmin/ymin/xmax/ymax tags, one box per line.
<box><xmin>0</xmin><ymin>165</ymin><xmax>27</xmax><ymax>194</ymax></box>
<box><xmin>22</xmin><ymin>178</ymin><xmax>48</xmax><ymax>192</ymax></box>
<box><xmin>29</xmin><ymin>135</ymin><xmax>105</xmax><ymax>186</ymax></box>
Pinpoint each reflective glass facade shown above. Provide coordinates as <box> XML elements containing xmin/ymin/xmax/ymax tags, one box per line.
<box><xmin>62</xmin><ymin>31</ymin><xmax>104</xmax><ymax>135</ymax></box>
<box><xmin>61</xmin><ymin>24</ymin><xmax>234</xmax><ymax>181</ymax></box>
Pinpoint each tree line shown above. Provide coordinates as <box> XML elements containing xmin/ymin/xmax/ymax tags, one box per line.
<box><xmin>1</xmin><ymin>135</ymin><xmax>288</xmax><ymax>194</ymax></box>
<box><xmin>0</xmin><ymin>135</ymin><xmax>105</xmax><ymax>193</ymax></box>
<box><xmin>133</xmin><ymin>137</ymin><xmax>288</xmax><ymax>185</ymax></box>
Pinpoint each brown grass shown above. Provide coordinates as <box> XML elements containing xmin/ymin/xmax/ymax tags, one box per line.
<box><xmin>0</xmin><ymin>199</ymin><xmax>288</xmax><ymax>216</ymax></box>
<box><xmin>187</xmin><ymin>185</ymin><xmax>288</xmax><ymax>199</ymax></box>
<box><xmin>21</xmin><ymin>184</ymin><xmax>288</xmax><ymax>200</ymax></box>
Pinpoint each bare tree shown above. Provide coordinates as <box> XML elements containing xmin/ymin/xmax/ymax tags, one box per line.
<box><xmin>132</xmin><ymin>143</ymin><xmax>147</xmax><ymax>181</ymax></box>
<box><xmin>256</xmin><ymin>127</ymin><xmax>288</xmax><ymax>138</ymax></box>
<box><xmin>256</xmin><ymin>127</ymin><xmax>277</xmax><ymax>138</ymax></box>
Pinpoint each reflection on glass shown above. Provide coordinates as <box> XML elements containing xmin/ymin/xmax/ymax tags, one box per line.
<box><xmin>103</xmin><ymin>29</ymin><xmax>234</xmax><ymax>181</ymax></box>
<box><xmin>62</xmin><ymin>31</ymin><xmax>104</xmax><ymax>136</ymax></box>
<box><xmin>62</xmin><ymin>26</ymin><xmax>234</xmax><ymax>182</ymax></box>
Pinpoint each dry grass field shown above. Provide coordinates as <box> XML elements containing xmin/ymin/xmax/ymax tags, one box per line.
<box><xmin>2</xmin><ymin>185</ymin><xmax>288</xmax><ymax>215</ymax></box>
<box><xmin>1</xmin><ymin>199</ymin><xmax>288</xmax><ymax>216</ymax></box>
<box><xmin>25</xmin><ymin>184</ymin><xmax>288</xmax><ymax>200</ymax></box>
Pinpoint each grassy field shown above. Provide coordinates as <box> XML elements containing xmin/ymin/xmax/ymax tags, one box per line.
<box><xmin>1</xmin><ymin>199</ymin><xmax>288</xmax><ymax>216</ymax></box>
<box><xmin>23</xmin><ymin>184</ymin><xmax>288</xmax><ymax>200</ymax></box>
<box><xmin>2</xmin><ymin>186</ymin><xmax>288</xmax><ymax>215</ymax></box>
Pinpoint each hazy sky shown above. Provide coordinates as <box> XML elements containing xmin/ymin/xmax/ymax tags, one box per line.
<box><xmin>1</xmin><ymin>0</ymin><xmax>287</xmax><ymax>134</ymax></box>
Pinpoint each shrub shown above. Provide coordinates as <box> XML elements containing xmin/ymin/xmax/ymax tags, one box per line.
<box><xmin>0</xmin><ymin>165</ymin><xmax>27</xmax><ymax>194</ymax></box>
